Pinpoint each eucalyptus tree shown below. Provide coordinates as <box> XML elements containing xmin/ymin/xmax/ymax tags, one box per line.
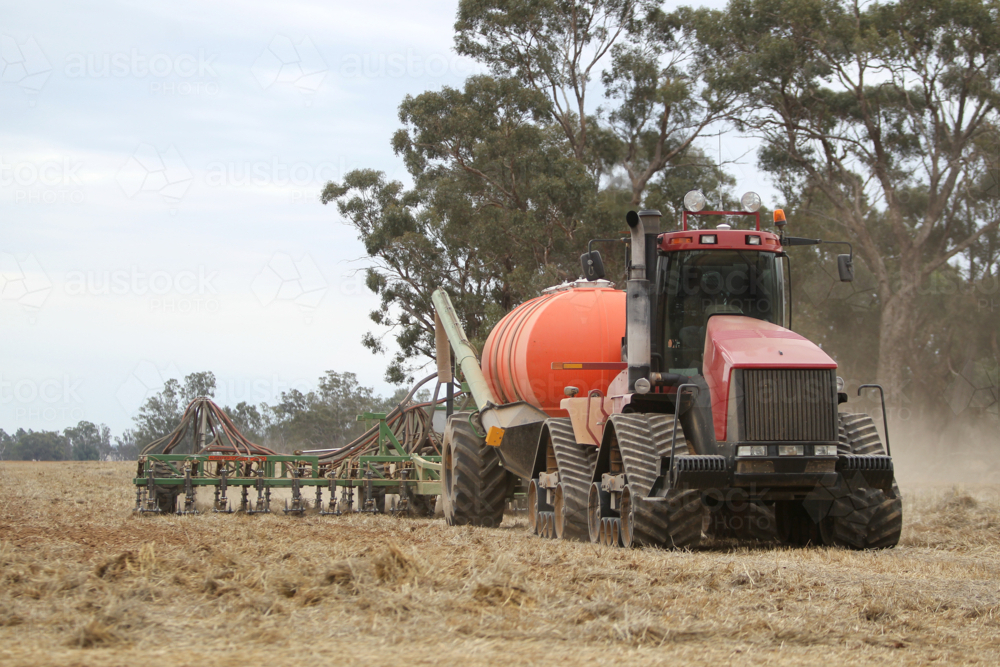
<box><xmin>692</xmin><ymin>0</ymin><xmax>1000</xmax><ymax>397</ymax></box>
<box><xmin>325</xmin><ymin>1</ymin><xmax>740</xmax><ymax>382</ymax></box>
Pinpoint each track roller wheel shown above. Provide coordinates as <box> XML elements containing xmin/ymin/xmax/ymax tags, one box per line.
<box><xmin>620</xmin><ymin>485</ymin><xmax>637</xmax><ymax>548</ymax></box>
<box><xmin>441</xmin><ymin>413</ymin><xmax>509</xmax><ymax>527</ymax></box>
<box><xmin>599</xmin><ymin>517</ymin><xmax>622</xmax><ymax>546</ymax></box>
<box><xmin>588</xmin><ymin>482</ymin><xmax>615</xmax><ymax>544</ymax></box>
<box><xmin>528</xmin><ymin>478</ymin><xmax>549</xmax><ymax>535</ymax></box>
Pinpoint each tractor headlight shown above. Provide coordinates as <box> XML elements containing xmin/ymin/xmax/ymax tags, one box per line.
<box><xmin>737</xmin><ymin>445</ymin><xmax>767</xmax><ymax>457</ymax></box>
<box><xmin>746</xmin><ymin>235</ymin><xmax>761</xmax><ymax>245</ymax></box>
<box><xmin>700</xmin><ymin>234</ymin><xmax>718</xmax><ymax>244</ymax></box>
<box><xmin>778</xmin><ymin>445</ymin><xmax>804</xmax><ymax>456</ymax></box>
<box><xmin>814</xmin><ymin>445</ymin><xmax>838</xmax><ymax>456</ymax></box>
<box><xmin>741</xmin><ymin>191</ymin><xmax>762</xmax><ymax>212</ymax></box>
<box><xmin>684</xmin><ymin>190</ymin><xmax>707</xmax><ymax>212</ymax></box>
<box><xmin>836</xmin><ymin>376</ymin><xmax>845</xmax><ymax>392</ymax></box>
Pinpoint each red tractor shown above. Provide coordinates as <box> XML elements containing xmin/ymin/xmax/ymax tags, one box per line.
<box><xmin>432</xmin><ymin>192</ymin><xmax>901</xmax><ymax>549</ymax></box>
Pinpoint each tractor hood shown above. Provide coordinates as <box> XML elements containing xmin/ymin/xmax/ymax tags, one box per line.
<box><xmin>703</xmin><ymin>316</ymin><xmax>837</xmax><ymax>442</ymax></box>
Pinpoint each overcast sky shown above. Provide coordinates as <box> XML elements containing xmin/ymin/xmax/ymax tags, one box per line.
<box><xmin>1</xmin><ymin>0</ymin><xmax>756</xmax><ymax>437</ymax></box>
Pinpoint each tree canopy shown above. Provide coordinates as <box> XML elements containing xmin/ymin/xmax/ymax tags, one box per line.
<box><xmin>324</xmin><ymin>0</ymin><xmax>733</xmax><ymax>382</ymax></box>
<box><xmin>691</xmin><ymin>0</ymin><xmax>1000</xmax><ymax>404</ymax></box>
<box><xmin>321</xmin><ymin>0</ymin><xmax>999</xmax><ymax>425</ymax></box>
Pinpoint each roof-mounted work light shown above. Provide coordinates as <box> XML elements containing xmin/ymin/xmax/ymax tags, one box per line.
<box><xmin>740</xmin><ymin>191</ymin><xmax>762</xmax><ymax>212</ymax></box>
<box><xmin>683</xmin><ymin>190</ymin><xmax>707</xmax><ymax>212</ymax></box>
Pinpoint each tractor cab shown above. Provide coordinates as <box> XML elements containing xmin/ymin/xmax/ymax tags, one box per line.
<box><xmin>654</xmin><ymin>203</ymin><xmax>788</xmax><ymax>376</ymax></box>
<box><xmin>579</xmin><ymin>190</ymin><xmax>855</xmax><ymax>395</ymax></box>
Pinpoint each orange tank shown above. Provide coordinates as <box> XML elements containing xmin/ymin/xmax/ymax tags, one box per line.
<box><xmin>481</xmin><ymin>282</ymin><xmax>626</xmax><ymax>417</ymax></box>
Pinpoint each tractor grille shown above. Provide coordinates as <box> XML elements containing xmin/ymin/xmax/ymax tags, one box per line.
<box><xmin>742</xmin><ymin>369</ymin><xmax>837</xmax><ymax>441</ymax></box>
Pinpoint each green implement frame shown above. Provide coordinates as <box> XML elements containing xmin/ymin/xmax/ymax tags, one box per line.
<box><xmin>133</xmin><ymin>411</ymin><xmax>442</xmax><ymax>516</ymax></box>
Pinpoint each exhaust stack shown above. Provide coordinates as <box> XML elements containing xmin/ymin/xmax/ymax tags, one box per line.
<box><xmin>625</xmin><ymin>211</ymin><xmax>651</xmax><ymax>393</ymax></box>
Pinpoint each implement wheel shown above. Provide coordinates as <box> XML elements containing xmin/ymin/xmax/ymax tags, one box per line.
<box><xmin>407</xmin><ymin>494</ymin><xmax>436</xmax><ymax>517</ymax></box>
<box><xmin>152</xmin><ymin>462</ymin><xmax>180</xmax><ymax>514</ymax></box>
<box><xmin>441</xmin><ymin>413</ymin><xmax>509</xmax><ymax>527</ymax></box>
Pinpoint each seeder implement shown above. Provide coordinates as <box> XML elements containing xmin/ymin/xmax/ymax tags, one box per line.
<box><xmin>132</xmin><ymin>377</ymin><xmax>460</xmax><ymax>516</ymax></box>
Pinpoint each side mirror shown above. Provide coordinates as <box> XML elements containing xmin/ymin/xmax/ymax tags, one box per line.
<box><xmin>838</xmin><ymin>254</ymin><xmax>854</xmax><ymax>282</ymax></box>
<box><xmin>580</xmin><ymin>250</ymin><xmax>606</xmax><ymax>281</ymax></box>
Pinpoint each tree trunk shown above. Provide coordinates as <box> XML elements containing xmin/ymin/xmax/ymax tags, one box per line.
<box><xmin>875</xmin><ymin>284</ymin><xmax>918</xmax><ymax>406</ymax></box>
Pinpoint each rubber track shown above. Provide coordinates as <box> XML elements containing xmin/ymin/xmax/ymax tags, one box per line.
<box><xmin>547</xmin><ymin>418</ymin><xmax>596</xmax><ymax>540</ymax></box>
<box><xmin>442</xmin><ymin>414</ymin><xmax>508</xmax><ymax>527</ymax></box>
<box><xmin>629</xmin><ymin>490</ymin><xmax>704</xmax><ymax>548</ymax></box>
<box><xmin>613</xmin><ymin>414</ymin><xmax>685</xmax><ymax>496</ymax></box>
<box><xmin>824</xmin><ymin>413</ymin><xmax>903</xmax><ymax>549</ymax></box>
<box><xmin>612</xmin><ymin>414</ymin><xmax>704</xmax><ymax>548</ymax></box>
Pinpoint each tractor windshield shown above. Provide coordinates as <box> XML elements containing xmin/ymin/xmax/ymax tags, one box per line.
<box><xmin>658</xmin><ymin>249</ymin><xmax>785</xmax><ymax>373</ymax></box>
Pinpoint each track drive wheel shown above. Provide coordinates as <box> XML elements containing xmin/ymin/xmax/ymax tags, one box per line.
<box><xmin>441</xmin><ymin>413</ymin><xmax>509</xmax><ymax>527</ymax></box>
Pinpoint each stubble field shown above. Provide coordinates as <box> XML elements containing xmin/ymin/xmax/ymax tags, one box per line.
<box><xmin>1</xmin><ymin>460</ymin><xmax>1000</xmax><ymax>666</ymax></box>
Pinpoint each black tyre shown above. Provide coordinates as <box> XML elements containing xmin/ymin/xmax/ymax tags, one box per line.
<box><xmin>152</xmin><ymin>462</ymin><xmax>180</xmax><ymax>514</ymax></box>
<box><xmin>373</xmin><ymin>487</ymin><xmax>386</xmax><ymax>514</ymax></box>
<box><xmin>441</xmin><ymin>413</ymin><xmax>509</xmax><ymax>527</ymax></box>
<box><xmin>620</xmin><ymin>484</ymin><xmax>705</xmax><ymax>549</ymax></box>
